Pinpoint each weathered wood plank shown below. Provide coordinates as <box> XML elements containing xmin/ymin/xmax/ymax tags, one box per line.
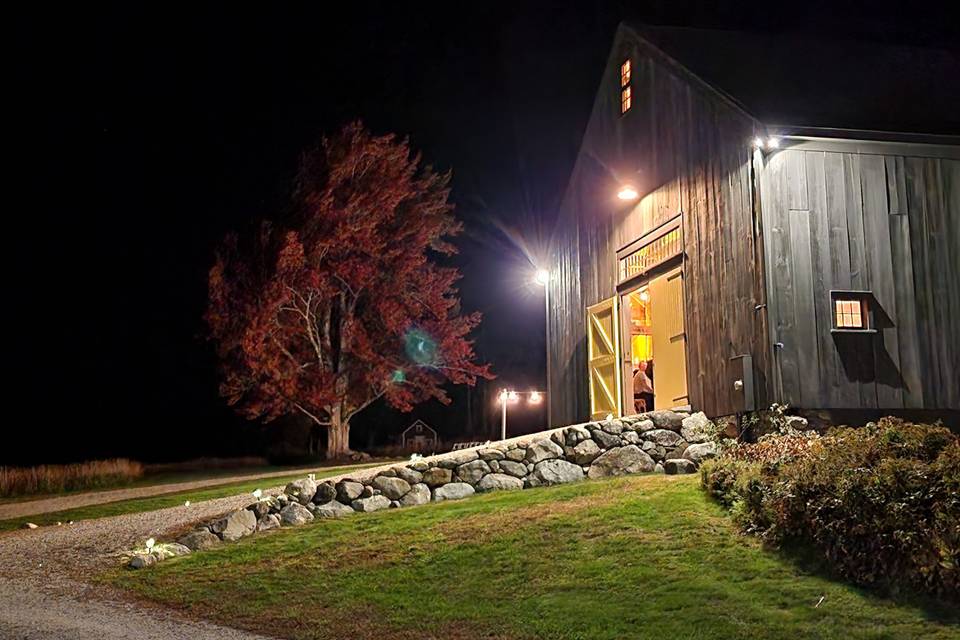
<box><xmin>784</xmin><ymin>149</ymin><xmax>808</xmax><ymax>210</ymax></box>
<box><xmin>805</xmin><ymin>151</ymin><xmax>841</xmax><ymax>407</ymax></box>
<box><xmin>823</xmin><ymin>151</ymin><xmax>859</xmax><ymax>407</ymax></box>
<box><xmin>842</xmin><ymin>153</ymin><xmax>876</xmax><ymax>407</ymax></box>
<box><xmin>788</xmin><ymin>205</ymin><xmax>820</xmax><ymax>407</ymax></box>
<box><xmin>861</xmin><ymin>154</ymin><xmax>903</xmax><ymax>408</ymax></box>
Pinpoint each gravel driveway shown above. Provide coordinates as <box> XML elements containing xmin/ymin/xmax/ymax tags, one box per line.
<box><xmin>0</xmin><ymin>461</ymin><xmax>395</xmax><ymax>639</ymax></box>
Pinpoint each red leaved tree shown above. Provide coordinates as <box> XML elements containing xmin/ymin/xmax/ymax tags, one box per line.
<box><xmin>206</xmin><ymin>122</ymin><xmax>491</xmax><ymax>458</ymax></box>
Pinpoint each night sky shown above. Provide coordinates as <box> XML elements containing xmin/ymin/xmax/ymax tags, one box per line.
<box><xmin>7</xmin><ymin>2</ymin><xmax>958</xmax><ymax>465</ymax></box>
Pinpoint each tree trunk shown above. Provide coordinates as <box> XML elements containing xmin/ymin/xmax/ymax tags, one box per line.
<box><xmin>326</xmin><ymin>404</ymin><xmax>351</xmax><ymax>459</ymax></box>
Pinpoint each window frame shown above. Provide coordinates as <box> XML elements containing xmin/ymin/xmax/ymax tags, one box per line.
<box><xmin>829</xmin><ymin>290</ymin><xmax>876</xmax><ymax>334</ymax></box>
<box><xmin>619</xmin><ymin>57</ymin><xmax>632</xmax><ymax>115</ymax></box>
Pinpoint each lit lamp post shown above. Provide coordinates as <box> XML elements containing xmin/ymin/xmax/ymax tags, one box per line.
<box><xmin>533</xmin><ymin>268</ymin><xmax>551</xmax><ymax>428</ymax></box>
<box><xmin>498</xmin><ymin>389</ymin><xmax>544</xmax><ymax>440</ymax></box>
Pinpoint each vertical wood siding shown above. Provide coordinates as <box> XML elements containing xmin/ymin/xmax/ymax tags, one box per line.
<box><xmin>760</xmin><ymin>145</ymin><xmax>960</xmax><ymax>410</ymax></box>
<box><xmin>548</xmin><ymin>26</ymin><xmax>771</xmax><ymax>424</ymax></box>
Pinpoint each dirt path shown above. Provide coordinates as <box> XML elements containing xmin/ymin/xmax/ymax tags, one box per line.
<box><xmin>0</xmin><ymin>461</ymin><xmax>397</xmax><ymax>639</ymax></box>
<box><xmin>0</xmin><ymin>463</ymin><xmax>363</xmax><ymax>520</ymax></box>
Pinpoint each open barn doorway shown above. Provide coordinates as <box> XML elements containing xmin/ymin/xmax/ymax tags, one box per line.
<box><xmin>619</xmin><ymin>266</ymin><xmax>689</xmax><ymax>413</ymax></box>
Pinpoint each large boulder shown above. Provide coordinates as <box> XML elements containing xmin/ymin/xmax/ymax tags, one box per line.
<box><xmin>421</xmin><ymin>467</ymin><xmax>453</xmax><ymax>487</ymax></box>
<box><xmin>664</xmin><ymin>459</ymin><xmax>698</xmax><ymax>474</ymax></box>
<box><xmin>531</xmin><ymin>459</ymin><xmax>584</xmax><ymax>486</ymax></box>
<box><xmin>587</xmin><ymin>445</ymin><xmax>656</xmax><ymax>478</ymax></box>
<box><xmin>498</xmin><ymin>460</ymin><xmax>528</xmax><ymax>478</ymax></box>
<box><xmin>313</xmin><ymin>481</ymin><xmax>337</xmax><ymax>504</ymax></box>
<box><xmin>478</xmin><ymin>448</ymin><xmax>505</xmax><ymax>461</ymax></box>
<box><xmin>456</xmin><ymin>459</ymin><xmax>491</xmax><ymax>485</ymax></box>
<box><xmin>211</xmin><ymin>509</ymin><xmax>257</xmax><ymax>541</ymax></box>
<box><xmin>154</xmin><ymin>543</ymin><xmax>191</xmax><ymax>560</ymax></box>
<box><xmin>647</xmin><ymin>410</ymin><xmax>684</xmax><ymax>431</ymax></box>
<box><xmin>563</xmin><ymin>425</ymin><xmax>592</xmax><ymax>446</ymax></box>
<box><xmin>177</xmin><ymin>529</ymin><xmax>221</xmax><ymax>551</ymax></box>
<box><xmin>643</xmin><ymin>429</ymin><xmax>685</xmax><ymax>448</ymax></box>
<box><xmin>525</xmin><ymin>439</ymin><xmax>564</xmax><ymax>464</ymax></box>
<box><xmin>600</xmin><ymin>419</ymin><xmax>624</xmax><ymax>434</ymax></box>
<box><xmin>394</xmin><ymin>466</ymin><xmax>423</xmax><ymax>485</ymax></box>
<box><xmin>351</xmin><ymin>494</ymin><xmax>392</xmax><ymax>513</ymax></box>
<box><xmin>247</xmin><ymin>500</ymin><xmax>273</xmax><ymax>519</ymax></box>
<box><xmin>590</xmin><ymin>428</ymin><xmax>622</xmax><ymax>449</ymax></box>
<box><xmin>314</xmin><ymin>500</ymin><xmax>356</xmax><ymax>518</ymax></box>
<box><xmin>335</xmin><ymin>480</ymin><xmax>364</xmax><ymax>504</ymax></box>
<box><xmin>477</xmin><ymin>473</ymin><xmax>524</xmax><ymax>492</ymax></box>
<box><xmin>437</xmin><ymin>449</ymin><xmax>479</xmax><ymax>469</ymax></box>
<box><xmin>279</xmin><ymin>502</ymin><xmax>314</xmax><ymax>526</ymax></box>
<box><xmin>681</xmin><ymin>412</ymin><xmax>713</xmax><ymax>444</ymax></box>
<box><xmin>570</xmin><ymin>439</ymin><xmax>601</xmax><ymax>465</ymax></box>
<box><xmin>432</xmin><ymin>482</ymin><xmax>475</xmax><ymax>501</ymax></box>
<box><xmin>256</xmin><ymin>513</ymin><xmax>282</xmax><ymax>531</ymax></box>
<box><xmin>633</xmin><ymin>419</ymin><xmax>656</xmax><ymax>433</ymax></box>
<box><xmin>284</xmin><ymin>478</ymin><xmax>318</xmax><ymax>505</ymax></box>
<box><xmin>400</xmin><ymin>483</ymin><xmax>432</xmax><ymax>506</ymax></box>
<box><xmin>504</xmin><ymin>447</ymin><xmax>527</xmax><ymax>462</ymax></box>
<box><xmin>683</xmin><ymin>442</ymin><xmax>718</xmax><ymax>464</ymax></box>
<box><xmin>371</xmin><ymin>475</ymin><xmax>411</xmax><ymax>500</ymax></box>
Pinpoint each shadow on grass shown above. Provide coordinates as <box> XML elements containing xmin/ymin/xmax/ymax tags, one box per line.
<box><xmin>767</xmin><ymin>540</ymin><xmax>959</xmax><ymax>626</ymax></box>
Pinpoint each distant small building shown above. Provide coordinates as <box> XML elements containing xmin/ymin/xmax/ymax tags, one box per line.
<box><xmin>401</xmin><ymin>420</ymin><xmax>438</xmax><ymax>452</ymax></box>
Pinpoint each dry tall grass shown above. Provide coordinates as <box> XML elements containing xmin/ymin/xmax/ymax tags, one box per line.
<box><xmin>0</xmin><ymin>458</ymin><xmax>144</xmax><ymax>498</ymax></box>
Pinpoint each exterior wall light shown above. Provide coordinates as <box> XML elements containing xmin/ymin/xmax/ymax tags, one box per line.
<box><xmin>534</xmin><ymin>269</ymin><xmax>549</xmax><ymax>286</ymax></box>
<box><xmin>617</xmin><ymin>185</ymin><xmax>639</xmax><ymax>201</ymax></box>
<box><xmin>766</xmin><ymin>137</ymin><xmax>780</xmax><ymax>149</ymax></box>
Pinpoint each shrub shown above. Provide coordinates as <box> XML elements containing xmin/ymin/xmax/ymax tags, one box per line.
<box><xmin>701</xmin><ymin>417</ymin><xmax>959</xmax><ymax>600</ymax></box>
<box><xmin>0</xmin><ymin>458</ymin><xmax>144</xmax><ymax>498</ymax></box>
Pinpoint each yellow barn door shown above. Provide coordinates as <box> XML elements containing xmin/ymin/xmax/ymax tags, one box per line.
<box><xmin>649</xmin><ymin>267</ymin><xmax>689</xmax><ymax>409</ymax></box>
<box><xmin>586</xmin><ymin>297</ymin><xmax>622</xmax><ymax>420</ymax></box>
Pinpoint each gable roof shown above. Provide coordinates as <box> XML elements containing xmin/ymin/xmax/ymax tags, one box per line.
<box><xmin>401</xmin><ymin>419</ymin><xmax>437</xmax><ymax>437</ymax></box>
<box><xmin>624</xmin><ymin>24</ymin><xmax>960</xmax><ymax>137</ymax></box>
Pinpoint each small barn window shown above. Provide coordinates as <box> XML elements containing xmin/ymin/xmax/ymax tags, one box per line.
<box><xmin>830</xmin><ymin>291</ymin><xmax>875</xmax><ymax>333</ymax></box>
<box><xmin>621</xmin><ymin>86</ymin><xmax>632</xmax><ymax>114</ymax></box>
<box><xmin>620</xmin><ymin>60</ymin><xmax>631</xmax><ymax>87</ymax></box>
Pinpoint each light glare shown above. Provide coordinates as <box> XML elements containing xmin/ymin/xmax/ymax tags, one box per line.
<box><xmin>534</xmin><ymin>269</ymin><xmax>549</xmax><ymax>286</ymax></box>
<box><xmin>617</xmin><ymin>185</ymin><xmax>639</xmax><ymax>201</ymax></box>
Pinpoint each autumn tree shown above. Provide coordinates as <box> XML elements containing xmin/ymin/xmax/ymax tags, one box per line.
<box><xmin>206</xmin><ymin>122</ymin><xmax>491</xmax><ymax>458</ymax></box>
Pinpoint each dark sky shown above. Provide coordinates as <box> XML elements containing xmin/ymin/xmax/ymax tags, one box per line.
<box><xmin>7</xmin><ymin>2</ymin><xmax>958</xmax><ymax>465</ymax></box>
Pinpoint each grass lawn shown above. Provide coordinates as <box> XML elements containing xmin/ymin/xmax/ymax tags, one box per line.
<box><xmin>0</xmin><ymin>463</ymin><xmax>382</xmax><ymax>532</ymax></box>
<box><xmin>108</xmin><ymin>474</ymin><xmax>958</xmax><ymax>640</ymax></box>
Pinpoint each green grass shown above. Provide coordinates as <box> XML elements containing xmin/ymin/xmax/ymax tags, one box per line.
<box><xmin>0</xmin><ymin>463</ymin><xmax>382</xmax><ymax>532</ymax></box>
<box><xmin>107</xmin><ymin>475</ymin><xmax>959</xmax><ymax>640</ymax></box>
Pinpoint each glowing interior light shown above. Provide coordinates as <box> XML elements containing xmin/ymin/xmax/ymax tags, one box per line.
<box><xmin>507</xmin><ymin>391</ymin><xmax>519</xmax><ymax>402</ymax></box>
<box><xmin>529</xmin><ymin>391</ymin><xmax>542</xmax><ymax>404</ymax></box>
<box><xmin>639</xmin><ymin>290</ymin><xmax>650</xmax><ymax>302</ymax></box>
<box><xmin>617</xmin><ymin>185</ymin><xmax>639</xmax><ymax>201</ymax></box>
<box><xmin>767</xmin><ymin>137</ymin><xmax>780</xmax><ymax>149</ymax></box>
<box><xmin>534</xmin><ymin>269</ymin><xmax>549</xmax><ymax>286</ymax></box>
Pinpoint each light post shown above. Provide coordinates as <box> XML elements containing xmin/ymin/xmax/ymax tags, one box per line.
<box><xmin>533</xmin><ymin>268</ymin><xmax>552</xmax><ymax>428</ymax></box>
<box><xmin>498</xmin><ymin>389</ymin><xmax>544</xmax><ymax>440</ymax></box>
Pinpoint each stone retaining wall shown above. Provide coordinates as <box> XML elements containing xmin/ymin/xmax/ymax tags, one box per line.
<box><xmin>130</xmin><ymin>410</ymin><xmax>716</xmax><ymax>567</ymax></box>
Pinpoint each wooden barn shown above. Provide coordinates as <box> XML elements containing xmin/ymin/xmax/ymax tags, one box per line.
<box><xmin>546</xmin><ymin>24</ymin><xmax>959</xmax><ymax>426</ymax></box>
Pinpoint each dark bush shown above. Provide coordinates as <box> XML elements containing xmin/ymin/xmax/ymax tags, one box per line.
<box><xmin>701</xmin><ymin>417</ymin><xmax>959</xmax><ymax>600</ymax></box>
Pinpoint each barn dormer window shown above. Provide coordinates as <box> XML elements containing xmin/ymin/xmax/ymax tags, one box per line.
<box><xmin>830</xmin><ymin>291</ymin><xmax>875</xmax><ymax>333</ymax></box>
<box><xmin>620</xmin><ymin>58</ymin><xmax>632</xmax><ymax>114</ymax></box>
